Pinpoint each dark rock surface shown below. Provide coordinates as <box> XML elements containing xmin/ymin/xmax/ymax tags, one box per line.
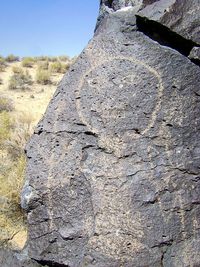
<box><xmin>97</xmin><ymin>0</ymin><xmax>143</xmax><ymax>29</ymax></box>
<box><xmin>21</xmin><ymin>0</ymin><xmax>200</xmax><ymax>266</ymax></box>
<box><xmin>0</xmin><ymin>248</ymin><xmax>42</xmax><ymax>267</ymax></box>
<box><xmin>137</xmin><ymin>0</ymin><xmax>200</xmax><ymax>45</ymax></box>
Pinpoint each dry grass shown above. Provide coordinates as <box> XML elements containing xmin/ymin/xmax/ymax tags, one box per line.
<box><xmin>0</xmin><ymin>112</ymin><xmax>27</xmax><ymax>249</ymax></box>
<box><xmin>37</xmin><ymin>60</ymin><xmax>49</xmax><ymax>70</ymax></box>
<box><xmin>12</xmin><ymin>66</ymin><xmax>23</xmax><ymax>74</ymax></box>
<box><xmin>35</xmin><ymin>68</ymin><xmax>51</xmax><ymax>84</ymax></box>
<box><xmin>0</xmin><ymin>154</ymin><xmax>27</xmax><ymax>249</ymax></box>
<box><xmin>50</xmin><ymin>61</ymin><xmax>70</xmax><ymax>73</ymax></box>
<box><xmin>0</xmin><ymin>111</ymin><xmax>29</xmax><ymax>249</ymax></box>
<box><xmin>8</xmin><ymin>70</ymin><xmax>33</xmax><ymax>91</ymax></box>
<box><xmin>0</xmin><ymin>55</ymin><xmax>72</xmax><ymax>249</ymax></box>
<box><xmin>5</xmin><ymin>54</ymin><xmax>19</xmax><ymax>63</ymax></box>
<box><xmin>0</xmin><ymin>57</ymin><xmax>7</xmax><ymax>72</ymax></box>
<box><xmin>0</xmin><ymin>112</ymin><xmax>12</xmax><ymax>146</ymax></box>
<box><xmin>0</xmin><ymin>97</ymin><xmax>13</xmax><ymax>112</ymax></box>
<box><xmin>21</xmin><ymin>57</ymin><xmax>35</xmax><ymax>68</ymax></box>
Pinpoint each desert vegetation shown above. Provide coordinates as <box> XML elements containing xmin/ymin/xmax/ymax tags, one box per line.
<box><xmin>5</xmin><ymin>54</ymin><xmax>19</xmax><ymax>63</ymax></box>
<box><xmin>9</xmin><ymin>70</ymin><xmax>33</xmax><ymax>90</ymax></box>
<box><xmin>50</xmin><ymin>61</ymin><xmax>70</xmax><ymax>73</ymax></box>
<box><xmin>35</xmin><ymin>68</ymin><xmax>51</xmax><ymax>84</ymax></box>
<box><xmin>0</xmin><ymin>54</ymin><xmax>73</xmax><ymax>249</ymax></box>
<box><xmin>21</xmin><ymin>57</ymin><xmax>35</xmax><ymax>68</ymax></box>
<box><xmin>0</xmin><ymin>57</ymin><xmax>7</xmax><ymax>72</ymax></box>
<box><xmin>0</xmin><ymin>107</ymin><xmax>28</xmax><ymax>249</ymax></box>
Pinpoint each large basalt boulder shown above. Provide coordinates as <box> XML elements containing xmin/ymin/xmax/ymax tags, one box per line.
<box><xmin>137</xmin><ymin>0</ymin><xmax>200</xmax><ymax>45</ymax></box>
<box><xmin>21</xmin><ymin>1</ymin><xmax>200</xmax><ymax>266</ymax></box>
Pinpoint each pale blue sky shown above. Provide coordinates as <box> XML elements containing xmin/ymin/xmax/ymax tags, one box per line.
<box><xmin>0</xmin><ymin>0</ymin><xmax>99</xmax><ymax>57</ymax></box>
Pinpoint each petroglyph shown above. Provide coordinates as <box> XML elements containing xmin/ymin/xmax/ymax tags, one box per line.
<box><xmin>75</xmin><ymin>56</ymin><xmax>164</xmax><ymax>138</ymax></box>
<box><xmin>46</xmin><ymin>138</ymin><xmax>79</xmax><ymax>230</ymax></box>
<box><xmin>81</xmin><ymin>149</ymin><xmax>145</xmax><ymax>260</ymax></box>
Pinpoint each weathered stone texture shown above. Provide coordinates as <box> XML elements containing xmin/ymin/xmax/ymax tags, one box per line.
<box><xmin>189</xmin><ymin>46</ymin><xmax>200</xmax><ymax>65</ymax></box>
<box><xmin>101</xmin><ymin>0</ymin><xmax>142</xmax><ymax>10</ymax></box>
<box><xmin>21</xmin><ymin>1</ymin><xmax>200</xmax><ymax>266</ymax></box>
<box><xmin>0</xmin><ymin>249</ymin><xmax>42</xmax><ymax>267</ymax></box>
<box><xmin>137</xmin><ymin>0</ymin><xmax>200</xmax><ymax>45</ymax></box>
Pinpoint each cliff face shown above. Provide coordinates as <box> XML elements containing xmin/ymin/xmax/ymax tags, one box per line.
<box><xmin>21</xmin><ymin>1</ymin><xmax>200</xmax><ymax>266</ymax></box>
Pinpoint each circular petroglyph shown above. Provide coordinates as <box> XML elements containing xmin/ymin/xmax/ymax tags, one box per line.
<box><xmin>76</xmin><ymin>57</ymin><xmax>163</xmax><ymax>136</ymax></box>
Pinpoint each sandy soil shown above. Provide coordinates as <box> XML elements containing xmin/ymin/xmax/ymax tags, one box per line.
<box><xmin>0</xmin><ymin>61</ymin><xmax>64</xmax><ymax>125</ymax></box>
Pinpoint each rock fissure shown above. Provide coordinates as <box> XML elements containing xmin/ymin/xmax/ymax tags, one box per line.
<box><xmin>136</xmin><ymin>15</ymin><xmax>200</xmax><ymax>66</ymax></box>
<box><xmin>31</xmin><ymin>230</ymin><xmax>55</xmax><ymax>240</ymax></box>
<box><xmin>34</xmin><ymin>259</ymin><xmax>68</xmax><ymax>267</ymax></box>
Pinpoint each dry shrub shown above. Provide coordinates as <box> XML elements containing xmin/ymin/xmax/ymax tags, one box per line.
<box><xmin>58</xmin><ymin>55</ymin><xmax>70</xmax><ymax>62</ymax></box>
<box><xmin>48</xmin><ymin>56</ymin><xmax>58</xmax><ymax>62</ymax></box>
<box><xmin>34</xmin><ymin>56</ymin><xmax>49</xmax><ymax>61</ymax></box>
<box><xmin>8</xmin><ymin>70</ymin><xmax>33</xmax><ymax>90</ymax></box>
<box><xmin>0</xmin><ymin>112</ymin><xmax>12</xmax><ymax>147</ymax></box>
<box><xmin>12</xmin><ymin>66</ymin><xmax>23</xmax><ymax>74</ymax></box>
<box><xmin>0</xmin><ymin>110</ymin><xmax>35</xmax><ymax>248</ymax></box>
<box><xmin>6</xmin><ymin>129</ymin><xmax>28</xmax><ymax>160</ymax></box>
<box><xmin>50</xmin><ymin>61</ymin><xmax>70</xmax><ymax>73</ymax></box>
<box><xmin>0</xmin><ymin>57</ymin><xmax>7</xmax><ymax>72</ymax></box>
<box><xmin>63</xmin><ymin>62</ymin><xmax>71</xmax><ymax>72</ymax></box>
<box><xmin>36</xmin><ymin>68</ymin><xmax>51</xmax><ymax>84</ymax></box>
<box><xmin>21</xmin><ymin>57</ymin><xmax>35</xmax><ymax>68</ymax></box>
<box><xmin>0</xmin><ymin>97</ymin><xmax>14</xmax><ymax>112</ymax></box>
<box><xmin>5</xmin><ymin>54</ymin><xmax>19</xmax><ymax>63</ymax></box>
<box><xmin>0</xmin><ymin>155</ymin><xmax>26</xmax><ymax>206</ymax></box>
<box><xmin>17</xmin><ymin>111</ymin><xmax>35</xmax><ymax>132</ymax></box>
<box><xmin>0</xmin><ymin>154</ymin><xmax>27</xmax><ymax>248</ymax></box>
<box><xmin>37</xmin><ymin>60</ymin><xmax>49</xmax><ymax>70</ymax></box>
<box><xmin>50</xmin><ymin>61</ymin><xmax>62</xmax><ymax>73</ymax></box>
<box><xmin>0</xmin><ymin>66</ymin><xmax>6</xmax><ymax>72</ymax></box>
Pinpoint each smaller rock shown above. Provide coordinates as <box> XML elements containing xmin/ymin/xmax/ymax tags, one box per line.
<box><xmin>189</xmin><ymin>46</ymin><xmax>200</xmax><ymax>65</ymax></box>
<box><xmin>21</xmin><ymin>181</ymin><xmax>40</xmax><ymax>211</ymax></box>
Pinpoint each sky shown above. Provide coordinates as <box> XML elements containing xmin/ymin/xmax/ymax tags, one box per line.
<box><xmin>0</xmin><ymin>0</ymin><xmax>99</xmax><ymax>58</ymax></box>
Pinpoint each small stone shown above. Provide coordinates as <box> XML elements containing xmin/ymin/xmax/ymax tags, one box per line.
<box><xmin>189</xmin><ymin>46</ymin><xmax>200</xmax><ymax>63</ymax></box>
